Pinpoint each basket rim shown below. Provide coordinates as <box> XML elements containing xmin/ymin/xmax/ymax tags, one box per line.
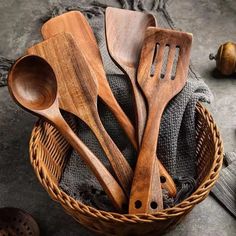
<box><xmin>29</xmin><ymin>102</ymin><xmax>224</xmax><ymax>223</ymax></box>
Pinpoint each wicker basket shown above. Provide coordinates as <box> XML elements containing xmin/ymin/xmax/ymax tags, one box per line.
<box><xmin>29</xmin><ymin>103</ymin><xmax>223</xmax><ymax>235</ymax></box>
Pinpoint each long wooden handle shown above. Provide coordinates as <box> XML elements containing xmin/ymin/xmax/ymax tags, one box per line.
<box><xmin>126</xmin><ymin>68</ymin><xmax>147</xmax><ymax>145</ymax></box>
<box><xmin>127</xmin><ymin>68</ymin><xmax>177</xmax><ymax>198</ymax></box>
<box><xmin>129</xmin><ymin>104</ymin><xmax>164</xmax><ymax>213</ymax></box>
<box><xmin>88</xmin><ymin>111</ymin><xmax>133</xmax><ymax>196</ymax></box>
<box><xmin>97</xmin><ymin>80</ymin><xmax>138</xmax><ymax>149</ymax></box>
<box><xmin>53</xmin><ymin>113</ymin><xmax>128</xmax><ymax>212</ymax></box>
<box><xmin>98</xmin><ymin>80</ymin><xmax>176</xmax><ymax>197</ymax></box>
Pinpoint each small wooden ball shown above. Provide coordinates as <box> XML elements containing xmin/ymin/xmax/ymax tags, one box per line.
<box><xmin>209</xmin><ymin>42</ymin><xmax>236</xmax><ymax>76</ymax></box>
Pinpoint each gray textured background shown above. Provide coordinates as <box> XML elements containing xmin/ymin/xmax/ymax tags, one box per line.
<box><xmin>0</xmin><ymin>0</ymin><xmax>235</xmax><ymax>235</ymax></box>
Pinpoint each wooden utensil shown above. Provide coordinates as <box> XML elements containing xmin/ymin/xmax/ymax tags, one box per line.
<box><xmin>129</xmin><ymin>27</ymin><xmax>192</xmax><ymax>213</ymax></box>
<box><xmin>40</xmin><ymin>10</ymin><xmax>176</xmax><ymax>197</ymax></box>
<box><xmin>105</xmin><ymin>7</ymin><xmax>154</xmax><ymax>144</ymax></box>
<box><xmin>27</xmin><ymin>33</ymin><xmax>133</xmax><ymax>195</ymax></box>
<box><xmin>8</xmin><ymin>55</ymin><xmax>128</xmax><ymax>211</ymax></box>
<box><xmin>41</xmin><ymin>11</ymin><xmax>137</xmax><ymax>148</ymax></box>
<box><xmin>105</xmin><ymin>7</ymin><xmax>177</xmax><ymax>197</ymax></box>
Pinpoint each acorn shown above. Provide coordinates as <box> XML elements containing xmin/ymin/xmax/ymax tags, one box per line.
<box><xmin>209</xmin><ymin>42</ymin><xmax>236</xmax><ymax>76</ymax></box>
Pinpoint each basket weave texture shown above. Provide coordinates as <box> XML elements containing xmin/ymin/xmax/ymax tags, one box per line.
<box><xmin>29</xmin><ymin>102</ymin><xmax>223</xmax><ymax>236</ymax></box>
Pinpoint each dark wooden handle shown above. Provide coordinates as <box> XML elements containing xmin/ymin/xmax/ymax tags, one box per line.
<box><xmin>101</xmin><ymin>86</ymin><xmax>176</xmax><ymax>197</ymax></box>
<box><xmin>129</xmin><ymin>103</ymin><xmax>164</xmax><ymax>213</ymax></box>
<box><xmin>126</xmin><ymin>68</ymin><xmax>147</xmax><ymax>145</ymax></box>
<box><xmin>89</xmin><ymin>111</ymin><xmax>133</xmax><ymax>195</ymax></box>
<box><xmin>97</xmin><ymin>80</ymin><xmax>138</xmax><ymax>150</ymax></box>
<box><xmin>53</xmin><ymin>113</ymin><xmax>128</xmax><ymax>211</ymax></box>
<box><xmin>127</xmin><ymin>68</ymin><xmax>177</xmax><ymax>198</ymax></box>
<box><xmin>158</xmin><ymin>163</ymin><xmax>177</xmax><ymax>196</ymax></box>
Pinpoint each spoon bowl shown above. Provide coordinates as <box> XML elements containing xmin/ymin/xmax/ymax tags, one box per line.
<box><xmin>8</xmin><ymin>55</ymin><xmax>57</xmax><ymax>111</ymax></box>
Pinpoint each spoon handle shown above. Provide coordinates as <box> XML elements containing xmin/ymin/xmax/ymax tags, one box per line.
<box><xmin>129</xmin><ymin>102</ymin><xmax>164</xmax><ymax>213</ymax></box>
<box><xmin>98</xmin><ymin>84</ymin><xmax>138</xmax><ymax>150</ymax></box>
<box><xmin>88</xmin><ymin>111</ymin><xmax>134</xmax><ymax>196</ymax></box>
<box><xmin>126</xmin><ymin>68</ymin><xmax>147</xmax><ymax>145</ymax></box>
<box><xmin>53</xmin><ymin>113</ymin><xmax>128</xmax><ymax>211</ymax></box>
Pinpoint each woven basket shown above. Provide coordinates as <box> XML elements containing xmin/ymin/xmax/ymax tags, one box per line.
<box><xmin>29</xmin><ymin>102</ymin><xmax>223</xmax><ymax>236</ymax></box>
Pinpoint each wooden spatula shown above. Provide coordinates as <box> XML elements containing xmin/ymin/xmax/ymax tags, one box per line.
<box><xmin>27</xmin><ymin>33</ymin><xmax>133</xmax><ymax>196</ymax></box>
<box><xmin>105</xmin><ymin>7</ymin><xmax>155</xmax><ymax>144</ymax></box>
<box><xmin>129</xmin><ymin>27</ymin><xmax>192</xmax><ymax>213</ymax></box>
<box><xmin>105</xmin><ymin>7</ymin><xmax>177</xmax><ymax>197</ymax></box>
<box><xmin>41</xmin><ymin>11</ymin><xmax>137</xmax><ymax>148</ymax></box>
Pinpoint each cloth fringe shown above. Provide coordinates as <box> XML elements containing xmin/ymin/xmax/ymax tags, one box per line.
<box><xmin>0</xmin><ymin>57</ymin><xmax>14</xmax><ymax>87</ymax></box>
<box><xmin>0</xmin><ymin>0</ymin><xmax>168</xmax><ymax>86</ymax></box>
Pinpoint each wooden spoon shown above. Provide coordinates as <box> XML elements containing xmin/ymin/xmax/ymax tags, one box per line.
<box><xmin>7</xmin><ymin>55</ymin><xmax>128</xmax><ymax>212</ymax></box>
<box><xmin>105</xmin><ymin>7</ymin><xmax>176</xmax><ymax>197</ymax></box>
<box><xmin>129</xmin><ymin>28</ymin><xmax>193</xmax><ymax>213</ymax></box>
<box><xmin>27</xmin><ymin>33</ymin><xmax>133</xmax><ymax>195</ymax></box>
<box><xmin>41</xmin><ymin>11</ymin><xmax>137</xmax><ymax>148</ymax></box>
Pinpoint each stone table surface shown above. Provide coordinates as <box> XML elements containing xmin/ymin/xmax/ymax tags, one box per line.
<box><xmin>0</xmin><ymin>0</ymin><xmax>235</xmax><ymax>235</ymax></box>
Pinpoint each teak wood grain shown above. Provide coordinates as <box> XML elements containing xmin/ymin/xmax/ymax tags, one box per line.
<box><xmin>105</xmin><ymin>7</ymin><xmax>155</xmax><ymax>144</ymax></box>
<box><xmin>27</xmin><ymin>33</ymin><xmax>133</xmax><ymax>196</ymax></box>
<box><xmin>129</xmin><ymin>27</ymin><xmax>193</xmax><ymax>214</ymax></box>
<box><xmin>8</xmin><ymin>55</ymin><xmax>128</xmax><ymax>212</ymax></box>
<box><xmin>105</xmin><ymin>7</ymin><xmax>177</xmax><ymax>197</ymax></box>
<box><xmin>41</xmin><ymin>11</ymin><xmax>137</xmax><ymax>148</ymax></box>
<box><xmin>40</xmin><ymin>10</ymin><xmax>176</xmax><ymax>196</ymax></box>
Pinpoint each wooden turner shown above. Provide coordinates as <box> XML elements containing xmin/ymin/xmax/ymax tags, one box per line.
<box><xmin>129</xmin><ymin>27</ymin><xmax>192</xmax><ymax>213</ymax></box>
<box><xmin>41</xmin><ymin>11</ymin><xmax>137</xmax><ymax>148</ymax></box>
<box><xmin>27</xmin><ymin>33</ymin><xmax>133</xmax><ymax>196</ymax></box>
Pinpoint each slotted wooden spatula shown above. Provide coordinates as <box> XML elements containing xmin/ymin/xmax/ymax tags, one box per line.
<box><xmin>129</xmin><ymin>27</ymin><xmax>192</xmax><ymax>213</ymax></box>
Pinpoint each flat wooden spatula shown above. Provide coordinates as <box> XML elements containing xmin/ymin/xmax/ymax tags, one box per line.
<box><xmin>129</xmin><ymin>27</ymin><xmax>192</xmax><ymax>213</ymax></box>
<box><xmin>41</xmin><ymin>11</ymin><xmax>137</xmax><ymax>148</ymax></box>
<box><xmin>27</xmin><ymin>33</ymin><xmax>133</xmax><ymax>196</ymax></box>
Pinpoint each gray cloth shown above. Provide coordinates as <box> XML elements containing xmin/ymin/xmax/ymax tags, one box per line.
<box><xmin>53</xmin><ymin>0</ymin><xmax>213</xmax><ymax>211</ymax></box>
